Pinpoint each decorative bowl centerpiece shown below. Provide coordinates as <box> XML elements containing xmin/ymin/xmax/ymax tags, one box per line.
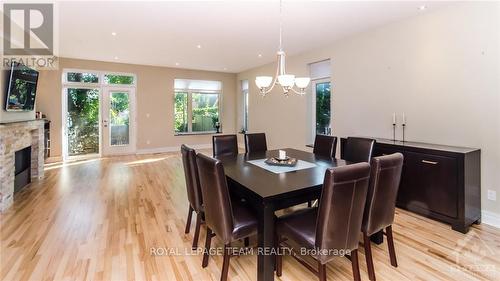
<box><xmin>264</xmin><ymin>150</ymin><xmax>297</xmax><ymax>167</ymax></box>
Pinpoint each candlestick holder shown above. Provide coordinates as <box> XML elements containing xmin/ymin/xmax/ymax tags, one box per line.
<box><xmin>402</xmin><ymin>124</ymin><xmax>406</xmax><ymax>142</ymax></box>
<box><xmin>392</xmin><ymin>123</ymin><xmax>396</xmax><ymax>141</ymax></box>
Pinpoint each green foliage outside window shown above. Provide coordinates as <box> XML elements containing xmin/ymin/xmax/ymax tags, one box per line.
<box><xmin>67</xmin><ymin>88</ymin><xmax>100</xmax><ymax>155</ymax></box>
<box><xmin>104</xmin><ymin>74</ymin><xmax>134</xmax><ymax>85</ymax></box>
<box><xmin>316</xmin><ymin>82</ymin><xmax>331</xmax><ymax>134</ymax></box>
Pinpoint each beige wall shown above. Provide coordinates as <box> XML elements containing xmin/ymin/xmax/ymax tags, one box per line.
<box><xmin>238</xmin><ymin>3</ymin><xmax>500</xmax><ymax>216</ymax></box>
<box><xmin>36</xmin><ymin>57</ymin><xmax>237</xmax><ymax>157</ymax></box>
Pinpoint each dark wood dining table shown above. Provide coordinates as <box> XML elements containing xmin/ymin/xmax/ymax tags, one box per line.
<box><xmin>217</xmin><ymin>148</ymin><xmax>349</xmax><ymax>281</ymax></box>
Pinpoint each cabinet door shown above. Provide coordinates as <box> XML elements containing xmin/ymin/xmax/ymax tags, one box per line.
<box><xmin>397</xmin><ymin>152</ymin><xmax>421</xmax><ymax>209</ymax></box>
<box><xmin>417</xmin><ymin>153</ymin><xmax>458</xmax><ymax>218</ymax></box>
<box><xmin>373</xmin><ymin>146</ymin><xmax>402</xmax><ymax>157</ymax></box>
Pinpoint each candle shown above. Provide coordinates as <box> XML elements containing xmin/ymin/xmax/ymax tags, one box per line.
<box><xmin>392</xmin><ymin>113</ymin><xmax>396</xmax><ymax>125</ymax></box>
<box><xmin>402</xmin><ymin>113</ymin><xmax>406</xmax><ymax>125</ymax></box>
<box><xmin>279</xmin><ymin>150</ymin><xmax>287</xmax><ymax>159</ymax></box>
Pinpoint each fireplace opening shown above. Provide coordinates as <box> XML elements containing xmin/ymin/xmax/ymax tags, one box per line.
<box><xmin>14</xmin><ymin>146</ymin><xmax>31</xmax><ymax>193</ymax></box>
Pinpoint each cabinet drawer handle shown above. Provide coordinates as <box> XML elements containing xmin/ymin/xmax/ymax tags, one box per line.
<box><xmin>422</xmin><ymin>160</ymin><xmax>438</xmax><ymax>165</ymax></box>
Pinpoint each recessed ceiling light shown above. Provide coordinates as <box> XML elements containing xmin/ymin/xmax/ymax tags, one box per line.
<box><xmin>197</xmin><ymin>44</ymin><xmax>202</xmax><ymax>49</ymax></box>
<box><xmin>419</xmin><ymin>5</ymin><xmax>426</xmax><ymax>11</ymax></box>
<box><xmin>111</xmin><ymin>32</ymin><xmax>117</xmax><ymax>36</ymax></box>
<box><xmin>114</xmin><ymin>56</ymin><xmax>118</xmax><ymax>60</ymax></box>
<box><xmin>175</xmin><ymin>62</ymin><xmax>180</xmax><ymax>66</ymax></box>
<box><xmin>258</xmin><ymin>54</ymin><xmax>262</xmax><ymax>58</ymax></box>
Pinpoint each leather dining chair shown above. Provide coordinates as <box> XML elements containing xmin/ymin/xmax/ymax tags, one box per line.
<box><xmin>313</xmin><ymin>134</ymin><xmax>338</xmax><ymax>158</ymax></box>
<box><xmin>362</xmin><ymin>153</ymin><xmax>404</xmax><ymax>281</ymax></box>
<box><xmin>343</xmin><ymin>137</ymin><xmax>375</xmax><ymax>163</ymax></box>
<box><xmin>180</xmin><ymin>144</ymin><xmax>204</xmax><ymax>250</ymax></box>
<box><xmin>196</xmin><ymin>153</ymin><xmax>258</xmax><ymax>281</ymax></box>
<box><xmin>213</xmin><ymin>135</ymin><xmax>238</xmax><ymax>157</ymax></box>
<box><xmin>276</xmin><ymin>162</ymin><xmax>371</xmax><ymax>281</ymax></box>
<box><xmin>244</xmin><ymin>133</ymin><xmax>268</xmax><ymax>153</ymax></box>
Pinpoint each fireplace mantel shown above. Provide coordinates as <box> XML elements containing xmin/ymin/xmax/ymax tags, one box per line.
<box><xmin>0</xmin><ymin>119</ymin><xmax>45</xmax><ymax>211</ymax></box>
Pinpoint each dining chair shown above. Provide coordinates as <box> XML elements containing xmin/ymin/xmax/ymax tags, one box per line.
<box><xmin>196</xmin><ymin>153</ymin><xmax>257</xmax><ymax>281</ymax></box>
<box><xmin>313</xmin><ymin>134</ymin><xmax>338</xmax><ymax>158</ymax></box>
<box><xmin>180</xmin><ymin>144</ymin><xmax>204</xmax><ymax>249</ymax></box>
<box><xmin>276</xmin><ymin>162</ymin><xmax>371</xmax><ymax>281</ymax></box>
<box><xmin>343</xmin><ymin>137</ymin><xmax>375</xmax><ymax>163</ymax></box>
<box><xmin>362</xmin><ymin>153</ymin><xmax>404</xmax><ymax>281</ymax></box>
<box><xmin>213</xmin><ymin>134</ymin><xmax>238</xmax><ymax>157</ymax></box>
<box><xmin>244</xmin><ymin>133</ymin><xmax>268</xmax><ymax>153</ymax></box>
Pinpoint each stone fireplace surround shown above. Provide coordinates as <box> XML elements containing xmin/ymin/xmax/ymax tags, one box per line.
<box><xmin>0</xmin><ymin>120</ymin><xmax>45</xmax><ymax>211</ymax></box>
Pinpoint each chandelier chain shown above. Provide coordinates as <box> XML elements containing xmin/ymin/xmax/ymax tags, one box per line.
<box><xmin>279</xmin><ymin>0</ymin><xmax>283</xmax><ymax>51</ymax></box>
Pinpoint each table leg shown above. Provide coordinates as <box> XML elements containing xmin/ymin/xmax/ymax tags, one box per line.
<box><xmin>257</xmin><ymin>203</ymin><xmax>275</xmax><ymax>281</ymax></box>
<box><xmin>370</xmin><ymin>230</ymin><xmax>384</xmax><ymax>245</ymax></box>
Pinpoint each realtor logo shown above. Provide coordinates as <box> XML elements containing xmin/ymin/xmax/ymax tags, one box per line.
<box><xmin>2</xmin><ymin>3</ymin><xmax>57</xmax><ymax>69</ymax></box>
<box><xmin>3</xmin><ymin>3</ymin><xmax>53</xmax><ymax>55</ymax></box>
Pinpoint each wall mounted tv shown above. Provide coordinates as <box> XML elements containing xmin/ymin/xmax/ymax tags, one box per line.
<box><xmin>5</xmin><ymin>63</ymin><xmax>39</xmax><ymax>111</ymax></box>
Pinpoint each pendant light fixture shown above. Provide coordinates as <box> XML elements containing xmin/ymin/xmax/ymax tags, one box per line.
<box><xmin>255</xmin><ymin>0</ymin><xmax>311</xmax><ymax>97</ymax></box>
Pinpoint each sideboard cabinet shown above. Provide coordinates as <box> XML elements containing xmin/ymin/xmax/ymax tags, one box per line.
<box><xmin>341</xmin><ymin>138</ymin><xmax>481</xmax><ymax>233</ymax></box>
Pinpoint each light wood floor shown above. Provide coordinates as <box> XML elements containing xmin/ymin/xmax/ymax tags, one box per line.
<box><xmin>1</xmin><ymin>152</ymin><xmax>499</xmax><ymax>281</ymax></box>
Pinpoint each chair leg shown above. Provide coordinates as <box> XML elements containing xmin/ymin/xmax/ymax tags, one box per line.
<box><xmin>202</xmin><ymin>227</ymin><xmax>213</xmax><ymax>268</ymax></box>
<box><xmin>351</xmin><ymin>249</ymin><xmax>361</xmax><ymax>281</ymax></box>
<box><xmin>363</xmin><ymin>233</ymin><xmax>376</xmax><ymax>281</ymax></box>
<box><xmin>386</xmin><ymin>225</ymin><xmax>398</xmax><ymax>267</ymax></box>
<box><xmin>276</xmin><ymin>235</ymin><xmax>283</xmax><ymax>277</ymax></box>
<box><xmin>221</xmin><ymin>243</ymin><xmax>231</xmax><ymax>281</ymax></box>
<box><xmin>244</xmin><ymin>237</ymin><xmax>250</xmax><ymax>247</ymax></box>
<box><xmin>192</xmin><ymin>212</ymin><xmax>202</xmax><ymax>250</ymax></box>
<box><xmin>184</xmin><ymin>206</ymin><xmax>193</xmax><ymax>234</ymax></box>
<box><xmin>318</xmin><ymin>261</ymin><xmax>326</xmax><ymax>281</ymax></box>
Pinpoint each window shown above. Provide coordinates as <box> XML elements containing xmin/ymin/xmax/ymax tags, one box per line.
<box><xmin>309</xmin><ymin>60</ymin><xmax>332</xmax><ymax>136</ymax></box>
<box><xmin>66</xmin><ymin>72</ymin><xmax>99</xmax><ymax>83</ymax></box>
<box><xmin>241</xmin><ymin>80</ymin><xmax>249</xmax><ymax>132</ymax></box>
<box><xmin>314</xmin><ymin>80</ymin><xmax>331</xmax><ymax>135</ymax></box>
<box><xmin>104</xmin><ymin>74</ymin><xmax>135</xmax><ymax>85</ymax></box>
<box><xmin>174</xmin><ymin>79</ymin><xmax>222</xmax><ymax>134</ymax></box>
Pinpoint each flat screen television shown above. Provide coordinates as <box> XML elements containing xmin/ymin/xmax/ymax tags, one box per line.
<box><xmin>5</xmin><ymin>63</ymin><xmax>39</xmax><ymax>111</ymax></box>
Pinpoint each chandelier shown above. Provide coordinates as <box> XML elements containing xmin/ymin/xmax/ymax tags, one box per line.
<box><xmin>255</xmin><ymin>0</ymin><xmax>311</xmax><ymax>97</ymax></box>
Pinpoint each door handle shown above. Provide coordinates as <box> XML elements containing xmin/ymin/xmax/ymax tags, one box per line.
<box><xmin>421</xmin><ymin>160</ymin><xmax>438</xmax><ymax>165</ymax></box>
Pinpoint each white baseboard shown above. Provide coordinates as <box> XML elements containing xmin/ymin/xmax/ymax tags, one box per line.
<box><xmin>136</xmin><ymin>144</ymin><xmax>212</xmax><ymax>155</ymax></box>
<box><xmin>45</xmin><ymin>156</ymin><xmax>63</xmax><ymax>163</ymax></box>
<box><xmin>482</xmin><ymin>210</ymin><xmax>500</xmax><ymax>229</ymax></box>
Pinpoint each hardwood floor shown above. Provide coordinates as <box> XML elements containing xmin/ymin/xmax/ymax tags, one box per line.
<box><xmin>1</xmin><ymin>152</ymin><xmax>499</xmax><ymax>281</ymax></box>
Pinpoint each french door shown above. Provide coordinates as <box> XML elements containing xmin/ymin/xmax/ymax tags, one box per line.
<box><xmin>63</xmin><ymin>87</ymin><xmax>136</xmax><ymax>160</ymax></box>
<box><xmin>101</xmin><ymin>87</ymin><xmax>136</xmax><ymax>156</ymax></box>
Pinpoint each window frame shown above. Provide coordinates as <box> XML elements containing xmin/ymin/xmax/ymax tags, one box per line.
<box><xmin>174</xmin><ymin>87</ymin><xmax>222</xmax><ymax>135</ymax></box>
<box><xmin>311</xmin><ymin>78</ymin><xmax>332</xmax><ymax>138</ymax></box>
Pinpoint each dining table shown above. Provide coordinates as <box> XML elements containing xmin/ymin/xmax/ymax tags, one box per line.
<box><xmin>217</xmin><ymin>148</ymin><xmax>350</xmax><ymax>281</ymax></box>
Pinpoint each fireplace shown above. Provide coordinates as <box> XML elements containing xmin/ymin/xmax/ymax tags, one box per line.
<box><xmin>0</xmin><ymin>120</ymin><xmax>45</xmax><ymax>211</ymax></box>
<box><xmin>14</xmin><ymin>146</ymin><xmax>32</xmax><ymax>193</ymax></box>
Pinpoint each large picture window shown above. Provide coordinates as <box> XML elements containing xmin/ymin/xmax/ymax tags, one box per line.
<box><xmin>174</xmin><ymin>79</ymin><xmax>222</xmax><ymax>134</ymax></box>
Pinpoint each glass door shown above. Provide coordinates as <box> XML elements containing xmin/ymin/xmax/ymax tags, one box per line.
<box><xmin>64</xmin><ymin>87</ymin><xmax>101</xmax><ymax>159</ymax></box>
<box><xmin>101</xmin><ymin>87</ymin><xmax>136</xmax><ymax>155</ymax></box>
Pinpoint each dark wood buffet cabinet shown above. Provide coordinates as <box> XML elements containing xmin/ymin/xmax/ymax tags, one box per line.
<box><xmin>341</xmin><ymin>138</ymin><xmax>481</xmax><ymax>233</ymax></box>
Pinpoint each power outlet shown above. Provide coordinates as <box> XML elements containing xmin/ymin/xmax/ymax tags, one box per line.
<box><xmin>487</xmin><ymin>190</ymin><xmax>497</xmax><ymax>201</ymax></box>
<box><xmin>146</xmin><ymin>140</ymin><xmax>151</xmax><ymax>145</ymax></box>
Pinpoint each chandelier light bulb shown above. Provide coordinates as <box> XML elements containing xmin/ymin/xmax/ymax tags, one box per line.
<box><xmin>278</xmin><ymin>74</ymin><xmax>295</xmax><ymax>88</ymax></box>
<box><xmin>255</xmin><ymin>76</ymin><xmax>273</xmax><ymax>89</ymax></box>
<box><xmin>295</xmin><ymin>77</ymin><xmax>311</xmax><ymax>89</ymax></box>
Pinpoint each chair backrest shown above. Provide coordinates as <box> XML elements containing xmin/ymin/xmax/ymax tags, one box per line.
<box><xmin>343</xmin><ymin>137</ymin><xmax>375</xmax><ymax>163</ymax></box>
<box><xmin>362</xmin><ymin>153</ymin><xmax>404</xmax><ymax>235</ymax></box>
<box><xmin>313</xmin><ymin>135</ymin><xmax>337</xmax><ymax>158</ymax></box>
<box><xmin>213</xmin><ymin>135</ymin><xmax>238</xmax><ymax>157</ymax></box>
<box><xmin>315</xmin><ymin>162</ymin><xmax>371</xmax><ymax>263</ymax></box>
<box><xmin>244</xmin><ymin>133</ymin><xmax>268</xmax><ymax>153</ymax></box>
<box><xmin>180</xmin><ymin>144</ymin><xmax>203</xmax><ymax>212</ymax></box>
<box><xmin>196</xmin><ymin>153</ymin><xmax>234</xmax><ymax>244</ymax></box>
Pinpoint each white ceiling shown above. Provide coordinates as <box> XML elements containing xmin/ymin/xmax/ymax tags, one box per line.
<box><xmin>58</xmin><ymin>1</ymin><xmax>452</xmax><ymax>73</ymax></box>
